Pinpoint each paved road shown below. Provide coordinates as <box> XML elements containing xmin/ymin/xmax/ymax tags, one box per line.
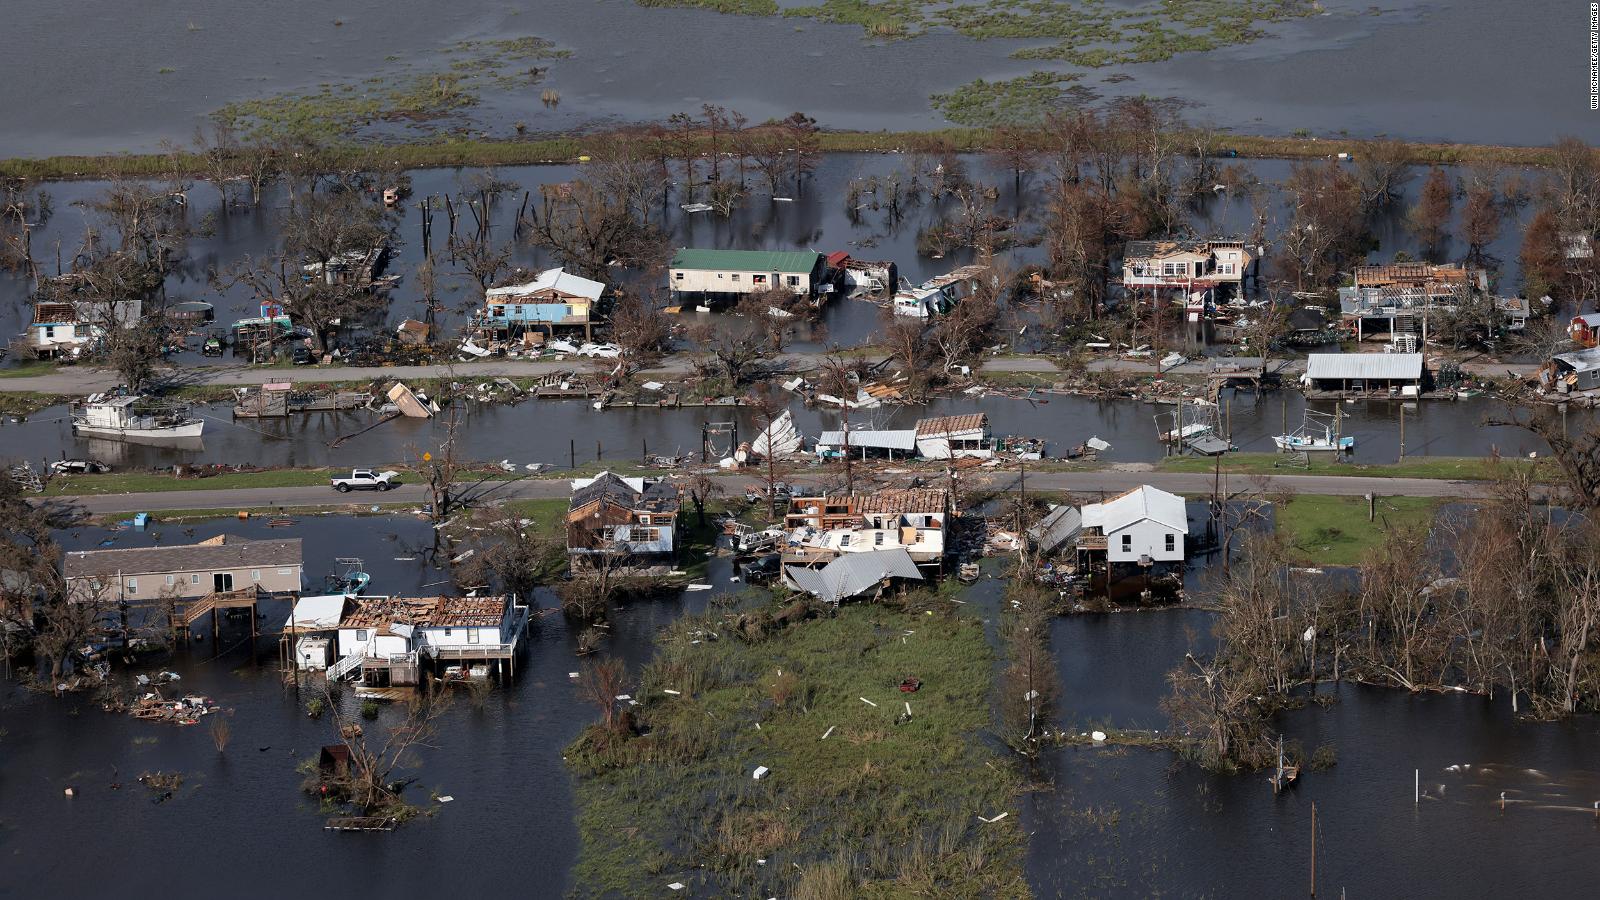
<box><xmin>1</xmin><ymin>349</ymin><xmax>1540</xmax><ymax>396</ymax></box>
<box><xmin>43</xmin><ymin>469</ymin><xmax>1494</xmax><ymax>515</ymax></box>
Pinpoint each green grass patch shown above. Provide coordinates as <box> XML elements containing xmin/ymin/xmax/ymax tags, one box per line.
<box><xmin>930</xmin><ymin>72</ymin><xmax>1089</xmax><ymax>127</ymax></box>
<box><xmin>43</xmin><ymin>468</ymin><xmax>346</xmax><ymax>496</ymax></box>
<box><xmin>568</xmin><ymin>600</ymin><xmax>1026</xmax><ymax>897</ymax></box>
<box><xmin>1159</xmin><ymin>453</ymin><xmax>1554</xmax><ymax>482</ymax></box>
<box><xmin>0</xmin><ymin>361</ymin><xmax>59</xmax><ymax>379</ymax></box>
<box><xmin>1276</xmin><ymin>494</ymin><xmax>1441</xmax><ymax>566</ymax></box>
<box><xmin>0</xmin><ymin>128</ymin><xmax>1567</xmax><ymax>183</ymax></box>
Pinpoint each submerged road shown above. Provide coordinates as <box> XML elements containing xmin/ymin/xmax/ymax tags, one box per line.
<box><xmin>43</xmin><ymin>470</ymin><xmax>1496</xmax><ymax>515</ymax></box>
<box><xmin>0</xmin><ymin>353</ymin><xmax>1541</xmax><ymax>395</ymax></box>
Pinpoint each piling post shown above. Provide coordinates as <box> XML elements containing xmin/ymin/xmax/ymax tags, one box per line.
<box><xmin>597</xmin><ymin>440</ymin><xmax>602</xmax><ymax>462</ymax></box>
<box><xmin>1399</xmin><ymin>404</ymin><xmax>1405</xmax><ymax>462</ymax></box>
<box><xmin>570</xmin><ymin>439</ymin><xmax>576</xmax><ymax>469</ymax></box>
<box><xmin>642</xmin><ymin>439</ymin><xmax>648</xmax><ymax>464</ymax></box>
<box><xmin>1414</xmin><ymin>769</ymin><xmax>1419</xmax><ymax>804</ymax></box>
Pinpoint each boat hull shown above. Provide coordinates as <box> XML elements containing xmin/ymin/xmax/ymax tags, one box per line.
<box><xmin>74</xmin><ymin>420</ymin><xmax>206</xmax><ymax>442</ymax></box>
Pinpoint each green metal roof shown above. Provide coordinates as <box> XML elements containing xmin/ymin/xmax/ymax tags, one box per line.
<box><xmin>669</xmin><ymin>248</ymin><xmax>821</xmax><ymax>274</ymax></box>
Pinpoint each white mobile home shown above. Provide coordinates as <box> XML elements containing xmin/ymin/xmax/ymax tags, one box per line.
<box><xmin>669</xmin><ymin>249</ymin><xmax>825</xmax><ymax>299</ymax></box>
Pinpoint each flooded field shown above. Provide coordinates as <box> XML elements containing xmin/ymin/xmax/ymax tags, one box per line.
<box><xmin>0</xmin><ymin>151</ymin><xmax>1547</xmax><ymax>376</ymax></box>
<box><xmin>2</xmin><ymin>0</ymin><xmax>1587</xmax><ymax>157</ymax></box>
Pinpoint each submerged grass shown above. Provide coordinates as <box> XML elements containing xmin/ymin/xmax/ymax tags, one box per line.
<box><xmin>1275</xmin><ymin>494</ymin><xmax>1441</xmax><ymax>566</ymax></box>
<box><xmin>567</xmin><ymin>600</ymin><xmax>1027</xmax><ymax>897</ymax></box>
<box><xmin>0</xmin><ymin>129</ymin><xmax>1569</xmax><ymax>182</ymax></box>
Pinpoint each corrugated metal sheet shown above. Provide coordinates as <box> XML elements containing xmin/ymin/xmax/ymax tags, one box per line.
<box><xmin>1028</xmin><ymin>505</ymin><xmax>1081</xmax><ymax>556</ymax></box>
<box><xmin>1304</xmin><ymin>353</ymin><xmax>1423</xmax><ymax>381</ymax></box>
<box><xmin>670</xmin><ymin>248</ymin><xmax>821</xmax><ymax>274</ymax></box>
<box><xmin>785</xmin><ymin>548</ymin><xmax>923</xmax><ymax>604</ymax></box>
<box><xmin>1553</xmin><ymin>347</ymin><xmax>1600</xmax><ymax>373</ymax></box>
<box><xmin>817</xmin><ymin>430</ymin><xmax>917</xmax><ymax>451</ymax></box>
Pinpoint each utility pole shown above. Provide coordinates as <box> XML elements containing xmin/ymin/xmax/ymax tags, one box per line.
<box><xmin>1309</xmin><ymin>801</ymin><xmax>1318</xmax><ymax>898</ymax></box>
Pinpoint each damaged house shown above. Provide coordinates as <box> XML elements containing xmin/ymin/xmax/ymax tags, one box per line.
<box><xmin>482</xmin><ymin>267</ymin><xmax>605</xmax><ymax>344</ymax></box>
<box><xmin>1121</xmin><ymin>239</ymin><xmax>1252</xmax><ymax>300</ymax></box>
<box><xmin>1077</xmin><ymin>486</ymin><xmax>1189</xmax><ymax>566</ymax></box>
<box><xmin>782</xmin><ymin>488</ymin><xmax>951</xmax><ymax>575</ymax></box>
<box><xmin>566</xmin><ymin>472</ymin><xmax>682</xmax><ymax>567</ymax></box>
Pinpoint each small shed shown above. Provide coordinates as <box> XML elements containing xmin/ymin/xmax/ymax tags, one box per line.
<box><xmin>815</xmin><ymin>429</ymin><xmax>918</xmax><ymax>459</ymax></box>
<box><xmin>1547</xmin><ymin>347</ymin><xmax>1600</xmax><ymax>393</ymax></box>
<box><xmin>914</xmin><ymin>414</ymin><xmax>992</xmax><ymax>460</ymax></box>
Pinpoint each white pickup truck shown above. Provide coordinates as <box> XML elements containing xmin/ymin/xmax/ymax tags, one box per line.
<box><xmin>330</xmin><ymin>469</ymin><xmax>400</xmax><ymax>492</ymax></box>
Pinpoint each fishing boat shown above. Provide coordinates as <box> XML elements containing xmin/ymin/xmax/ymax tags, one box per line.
<box><xmin>1273</xmin><ymin>409</ymin><xmax>1353</xmax><ymax>452</ymax></box>
<box><xmin>1273</xmin><ymin>431</ymin><xmax>1356</xmax><ymax>452</ymax></box>
<box><xmin>71</xmin><ymin>396</ymin><xmax>204</xmax><ymax>442</ymax></box>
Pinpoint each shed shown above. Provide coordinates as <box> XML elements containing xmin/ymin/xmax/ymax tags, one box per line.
<box><xmin>1548</xmin><ymin>347</ymin><xmax>1600</xmax><ymax>392</ymax></box>
<box><xmin>783</xmin><ymin>548</ymin><xmax>923</xmax><ymax>604</ymax></box>
<box><xmin>815</xmin><ymin>429</ymin><xmax>918</xmax><ymax>459</ymax></box>
<box><xmin>1303</xmin><ymin>353</ymin><xmax>1423</xmax><ymax>393</ymax></box>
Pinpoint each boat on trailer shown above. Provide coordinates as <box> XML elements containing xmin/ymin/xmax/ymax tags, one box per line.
<box><xmin>71</xmin><ymin>396</ymin><xmax>205</xmax><ymax>442</ymax></box>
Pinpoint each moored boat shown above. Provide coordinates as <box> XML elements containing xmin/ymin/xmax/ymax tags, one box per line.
<box><xmin>71</xmin><ymin>396</ymin><xmax>205</xmax><ymax>442</ymax></box>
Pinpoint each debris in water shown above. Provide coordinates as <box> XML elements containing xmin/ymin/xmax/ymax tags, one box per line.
<box><xmin>752</xmin><ymin>766</ymin><xmax>770</xmax><ymax>780</ymax></box>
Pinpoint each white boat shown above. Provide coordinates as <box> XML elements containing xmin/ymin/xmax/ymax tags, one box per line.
<box><xmin>1274</xmin><ymin>408</ymin><xmax>1353</xmax><ymax>453</ymax></box>
<box><xmin>72</xmin><ymin>396</ymin><xmax>205</xmax><ymax>442</ymax></box>
<box><xmin>1273</xmin><ymin>432</ymin><xmax>1355</xmax><ymax>452</ymax></box>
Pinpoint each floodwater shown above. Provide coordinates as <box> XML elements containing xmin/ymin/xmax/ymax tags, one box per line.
<box><xmin>0</xmin><ymin>152</ymin><xmax>1548</xmax><ymax>349</ymax></box>
<box><xmin>0</xmin><ymin>513</ymin><xmax>744</xmax><ymax>897</ymax></box>
<box><xmin>1</xmin><ymin>0</ymin><xmax>1585</xmax><ymax>157</ymax></box>
<box><xmin>0</xmin><ymin>389</ymin><xmax>1581</xmax><ymax>472</ymax></box>
<box><xmin>6</xmin><ymin>514</ymin><xmax>1600</xmax><ymax>896</ymax></box>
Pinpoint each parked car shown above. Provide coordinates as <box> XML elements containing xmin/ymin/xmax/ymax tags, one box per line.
<box><xmin>49</xmin><ymin>459</ymin><xmax>111</xmax><ymax>475</ymax></box>
<box><xmin>578</xmin><ymin>342</ymin><xmax>623</xmax><ymax>359</ymax></box>
<box><xmin>736</xmin><ymin>553</ymin><xmax>782</xmax><ymax>583</ymax></box>
<box><xmin>544</xmin><ymin>339</ymin><xmax>581</xmax><ymax>355</ymax></box>
<box><xmin>291</xmin><ymin>346</ymin><xmax>315</xmax><ymax>365</ymax></box>
<box><xmin>330</xmin><ymin>469</ymin><xmax>401</xmax><ymax>492</ymax></box>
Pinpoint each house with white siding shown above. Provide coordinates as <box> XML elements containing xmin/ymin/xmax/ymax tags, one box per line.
<box><xmin>1078</xmin><ymin>486</ymin><xmax>1188</xmax><ymax>565</ymax></box>
<box><xmin>668</xmin><ymin>249</ymin><xmax>825</xmax><ymax>302</ymax></box>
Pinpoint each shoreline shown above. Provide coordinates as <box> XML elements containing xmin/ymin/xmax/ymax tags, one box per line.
<box><xmin>0</xmin><ymin>129</ymin><xmax>1567</xmax><ymax>182</ymax></box>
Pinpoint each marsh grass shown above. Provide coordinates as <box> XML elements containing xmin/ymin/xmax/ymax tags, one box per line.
<box><xmin>567</xmin><ymin>600</ymin><xmax>1028</xmax><ymax>897</ymax></box>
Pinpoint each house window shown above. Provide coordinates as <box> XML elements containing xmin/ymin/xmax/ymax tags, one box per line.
<box><xmin>125</xmin><ymin>578</ymin><xmax>138</xmax><ymax>594</ymax></box>
<box><xmin>444</xmin><ymin>627</ymin><xmax>453</xmax><ymax>636</ymax></box>
<box><xmin>43</xmin><ymin>326</ymin><xmax>55</xmax><ymax>339</ymax></box>
<box><xmin>191</xmin><ymin>574</ymin><xmax>200</xmax><ymax>585</ymax></box>
<box><xmin>840</xmin><ymin>534</ymin><xmax>852</xmax><ymax>547</ymax></box>
<box><xmin>639</xmin><ymin>516</ymin><xmax>650</xmax><ymax>525</ymax></box>
<box><xmin>674</xmin><ymin>272</ymin><xmax>684</xmax><ymax>280</ymax></box>
<box><xmin>356</xmin><ymin>629</ymin><xmax>368</xmax><ymax>641</ymax></box>
<box><xmin>717</xmin><ymin>273</ymin><xmax>724</xmax><ymax>279</ymax></box>
<box><xmin>874</xmin><ymin>532</ymin><xmax>885</xmax><ymax>546</ymax></box>
<box><xmin>1121</xmin><ymin>534</ymin><xmax>1132</xmax><ymax>552</ymax></box>
<box><xmin>753</xmin><ymin>275</ymin><xmax>767</xmax><ymax>284</ymax></box>
<box><xmin>1165</xmin><ymin>534</ymin><xmax>1176</xmax><ymax>552</ymax></box>
<box><xmin>252</xmin><ymin>569</ymin><xmax>262</xmax><ymax>582</ymax></box>
<box><xmin>731</xmin><ymin>274</ymin><xmax>740</xmax><ymax>282</ymax></box>
<box><xmin>786</xmin><ymin>276</ymin><xmax>799</xmax><ymax>287</ymax></box>
<box><xmin>165</xmin><ymin>575</ymin><xmax>175</xmax><ymax>586</ymax></box>
<box><xmin>468</xmin><ymin>630</ymin><xmax>480</xmax><ymax>644</ymax></box>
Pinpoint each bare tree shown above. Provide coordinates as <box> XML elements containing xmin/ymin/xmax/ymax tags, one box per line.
<box><xmin>1409</xmin><ymin>166</ymin><xmax>1453</xmax><ymax>257</ymax></box>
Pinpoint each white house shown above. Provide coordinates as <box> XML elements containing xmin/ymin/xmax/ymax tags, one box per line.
<box><xmin>668</xmin><ymin>249</ymin><xmax>825</xmax><ymax>299</ymax></box>
<box><xmin>1122</xmin><ymin>239</ymin><xmax>1251</xmax><ymax>293</ymax></box>
<box><xmin>413</xmin><ymin>595</ymin><xmax>528</xmax><ymax>658</ymax></box>
<box><xmin>913</xmin><ymin>414</ymin><xmax>992</xmax><ymax>460</ymax></box>
<box><xmin>335</xmin><ymin>598</ymin><xmax>416</xmax><ymax>660</ymax></box>
<box><xmin>1079</xmin><ymin>485</ymin><xmax>1188</xmax><ymax>564</ymax></box>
